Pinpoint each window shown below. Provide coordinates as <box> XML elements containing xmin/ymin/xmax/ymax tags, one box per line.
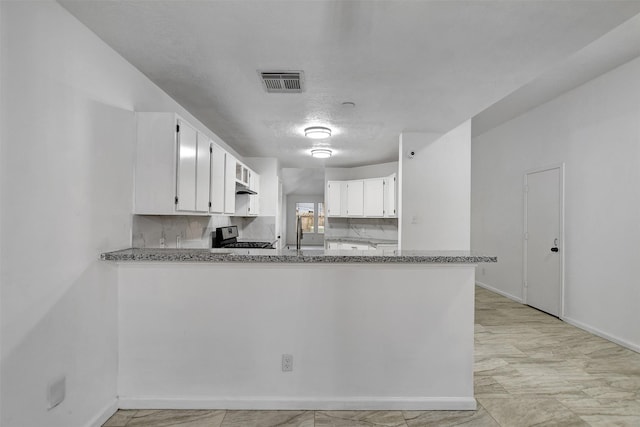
<box><xmin>295</xmin><ymin>201</ymin><xmax>324</xmax><ymax>234</ymax></box>
<box><xmin>317</xmin><ymin>203</ymin><xmax>325</xmax><ymax>234</ymax></box>
<box><xmin>296</xmin><ymin>202</ymin><xmax>315</xmax><ymax>233</ymax></box>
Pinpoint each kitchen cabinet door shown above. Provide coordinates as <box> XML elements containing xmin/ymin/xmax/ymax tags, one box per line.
<box><xmin>363</xmin><ymin>178</ymin><xmax>384</xmax><ymax>217</ymax></box>
<box><xmin>176</xmin><ymin>119</ymin><xmax>198</xmax><ymax>212</ymax></box>
<box><xmin>235</xmin><ymin>162</ymin><xmax>250</xmax><ymax>186</ymax></box>
<box><xmin>209</xmin><ymin>143</ymin><xmax>226</xmax><ymax>213</ymax></box>
<box><xmin>348</xmin><ymin>243</ymin><xmax>371</xmax><ymax>250</ymax></box>
<box><xmin>326</xmin><ymin>181</ymin><xmax>344</xmax><ymax>217</ymax></box>
<box><xmin>326</xmin><ymin>241</ymin><xmax>340</xmax><ymax>250</ymax></box>
<box><xmin>224</xmin><ymin>153</ymin><xmax>236</xmax><ymax>214</ymax></box>
<box><xmin>383</xmin><ymin>173</ymin><xmax>397</xmax><ymax>217</ymax></box>
<box><xmin>195</xmin><ymin>132</ymin><xmax>211</xmax><ymax>212</ymax></box>
<box><xmin>134</xmin><ymin>112</ymin><xmax>215</xmax><ymax>215</ymax></box>
<box><xmin>346</xmin><ymin>180</ymin><xmax>364</xmax><ymax>217</ymax></box>
<box><xmin>248</xmin><ymin>173</ymin><xmax>260</xmax><ymax>216</ymax></box>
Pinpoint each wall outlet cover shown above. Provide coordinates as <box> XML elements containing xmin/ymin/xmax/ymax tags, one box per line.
<box><xmin>282</xmin><ymin>354</ymin><xmax>293</xmax><ymax>372</ymax></box>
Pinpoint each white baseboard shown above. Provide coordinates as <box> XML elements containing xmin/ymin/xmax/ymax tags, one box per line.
<box><xmin>86</xmin><ymin>398</ymin><xmax>118</xmax><ymax>427</ymax></box>
<box><xmin>475</xmin><ymin>281</ymin><xmax>523</xmax><ymax>303</ymax></box>
<box><xmin>118</xmin><ymin>396</ymin><xmax>477</xmax><ymax>411</ymax></box>
<box><xmin>562</xmin><ymin>316</ymin><xmax>640</xmax><ymax>354</ymax></box>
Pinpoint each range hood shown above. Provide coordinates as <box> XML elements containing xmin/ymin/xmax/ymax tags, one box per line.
<box><xmin>236</xmin><ymin>182</ymin><xmax>257</xmax><ymax>195</ymax></box>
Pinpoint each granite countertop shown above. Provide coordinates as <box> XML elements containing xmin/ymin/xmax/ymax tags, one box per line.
<box><xmin>324</xmin><ymin>237</ymin><xmax>398</xmax><ymax>246</ymax></box>
<box><xmin>101</xmin><ymin>248</ymin><xmax>497</xmax><ymax>264</ymax></box>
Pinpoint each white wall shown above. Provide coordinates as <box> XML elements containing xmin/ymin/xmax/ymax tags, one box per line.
<box><xmin>399</xmin><ymin>123</ymin><xmax>471</xmax><ymax>250</ymax></box>
<box><xmin>118</xmin><ymin>263</ymin><xmax>476</xmax><ymax>410</ymax></box>
<box><xmin>281</xmin><ymin>168</ymin><xmax>325</xmax><ymax>196</ymax></box>
<box><xmin>0</xmin><ymin>2</ymin><xmax>237</xmax><ymax>426</ymax></box>
<box><xmin>471</xmin><ymin>56</ymin><xmax>640</xmax><ymax>352</ymax></box>
<box><xmin>324</xmin><ymin>162</ymin><xmax>398</xmax><ymax>182</ymax></box>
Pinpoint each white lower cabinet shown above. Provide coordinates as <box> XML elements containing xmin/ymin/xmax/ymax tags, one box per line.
<box><xmin>327</xmin><ymin>241</ymin><xmax>340</xmax><ymax>250</ymax></box>
<box><xmin>343</xmin><ymin>242</ymin><xmax>370</xmax><ymax>250</ymax></box>
<box><xmin>326</xmin><ymin>241</ymin><xmax>372</xmax><ymax>250</ymax></box>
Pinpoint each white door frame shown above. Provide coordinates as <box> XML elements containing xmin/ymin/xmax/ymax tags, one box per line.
<box><xmin>523</xmin><ymin>163</ymin><xmax>565</xmax><ymax>318</ymax></box>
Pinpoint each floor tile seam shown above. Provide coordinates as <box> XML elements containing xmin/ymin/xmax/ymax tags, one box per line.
<box><xmin>551</xmin><ymin>395</ymin><xmax>595</xmax><ymax>425</ymax></box>
<box><xmin>477</xmin><ymin>402</ymin><xmax>506</xmax><ymax>427</ymax></box>
<box><xmin>218</xmin><ymin>409</ymin><xmax>229</xmax><ymax>427</ymax></box>
<box><xmin>272</xmin><ymin>410</ymin><xmax>314</xmax><ymax>427</ymax></box>
<box><xmin>315</xmin><ymin>411</ymin><xmax>402</xmax><ymax>427</ymax></box>
<box><xmin>122</xmin><ymin>409</ymin><xmax>138</xmax><ymax>427</ymax></box>
<box><xmin>474</xmin><ymin>397</ymin><xmax>509</xmax><ymax>427</ymax></box>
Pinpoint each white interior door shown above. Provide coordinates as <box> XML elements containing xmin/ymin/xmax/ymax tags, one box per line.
<box><xmin>525</xmin><ymin>166</ymin><xmax>563</xmax><ymax>317</ymax></box>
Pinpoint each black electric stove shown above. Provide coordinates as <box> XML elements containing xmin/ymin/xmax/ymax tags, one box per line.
<box><xmin>212</xmin><ymin>226</ymin><xmax>275</xmax><ymax>249</ymax></box>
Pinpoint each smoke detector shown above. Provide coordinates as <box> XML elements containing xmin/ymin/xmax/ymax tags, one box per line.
<box><xmin>259</xmin><ymin>71</ymin><xmax>304</xmax><ymax>93</ymax></box>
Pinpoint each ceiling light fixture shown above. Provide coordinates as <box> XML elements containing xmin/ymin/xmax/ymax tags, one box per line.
<box><xmin>311</xmin><ymin>148</ymin><xmax>332</xmax><ymax>159</ymax></box>
<box><xmin>304</xmin><ymin>126</ymin><xmax>332</xmax><ymax>139</ymax></box>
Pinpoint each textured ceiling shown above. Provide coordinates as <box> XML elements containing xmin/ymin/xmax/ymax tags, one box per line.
<box><xmin>472</xmin><ymin>13</ymin><xmax>640</xmax><ymax>137</ymax></box>
<box><xmin>59</xmin><ymin>0</ymin><xmax>640</xmax><ymax>167</ymax></box>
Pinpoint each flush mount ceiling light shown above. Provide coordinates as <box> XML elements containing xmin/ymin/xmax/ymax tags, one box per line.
<box><xmin>311</xmin><ymin>148</ymin><xmax>332</xmax><ymax>159</ymax></box>
<box><xmin>304</xmin><ymin>126</ymin><xmax>332</xmax><ymax>139</ymax></box>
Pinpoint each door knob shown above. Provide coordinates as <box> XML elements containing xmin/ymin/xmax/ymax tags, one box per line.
<box><xmin>551</xmin><ymin>247</ymin><xmax>559</xmax><ymax>252</ymax></box>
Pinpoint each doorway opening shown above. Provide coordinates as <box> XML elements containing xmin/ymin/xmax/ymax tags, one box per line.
<box><xmin>285</xmin><ymin>195</ymin><xmax>325</xmax><ymax>248</ymax></box>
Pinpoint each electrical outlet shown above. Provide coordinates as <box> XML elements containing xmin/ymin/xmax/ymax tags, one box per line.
<box><xmin>47</xmin><ymin>376</ymin><xmax>66</xmax><ymax>410</ymax></box>
<box><xmin>282</xmin><ymin>354</ymin><xmax>293</xmax><ymax>372</ymax></box>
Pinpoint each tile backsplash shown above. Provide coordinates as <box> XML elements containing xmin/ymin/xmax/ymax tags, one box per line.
<box><xmin>325</xmin><ymin>217</ymin><xmax>398</xmax><ymax>242</ymax></box>
<box><xmin>132</xmin><ymin>215</ymin><xmax>277</xmax><ymax>248</ymax></box>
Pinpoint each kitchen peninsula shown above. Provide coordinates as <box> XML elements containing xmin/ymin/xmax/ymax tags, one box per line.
<box><xmin>102</xmin><ymin>248</ymin><xmax>495</xmax><ymax>411</ymax></box>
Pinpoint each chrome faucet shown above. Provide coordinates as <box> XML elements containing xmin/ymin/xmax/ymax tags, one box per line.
<box><xmin>296</xmin><ymin>216</ymin><xmax>303</xmax><ymax>250</ymax></box>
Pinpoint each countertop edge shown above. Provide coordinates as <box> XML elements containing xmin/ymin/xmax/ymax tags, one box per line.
<box><xmin>100</xmin><ymin>249</ymin><xmax>497</xmax><ymax>264</ymax></box>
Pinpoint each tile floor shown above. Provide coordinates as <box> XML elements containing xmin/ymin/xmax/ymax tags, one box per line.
<box><xmin>104</xmin><ymin>286</ymin><xmax>640</xmax><ymax>426</ymax></box>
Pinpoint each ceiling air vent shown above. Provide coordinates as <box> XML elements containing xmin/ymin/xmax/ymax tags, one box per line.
<box><xmin>259</xmin><ymin>71</ymin><xmax>304</xmax><ymax>93</ymax></box>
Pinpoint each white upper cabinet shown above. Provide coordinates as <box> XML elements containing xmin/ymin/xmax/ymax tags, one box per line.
<box><xmin>383</xmin><ymin>173</ymin><xmax>397</xmax><ymax>218</ymax></box>
<box><xmin>326</xmin><ymin>173</ymin><xmax>397</xmax><ymax>219</ymax></box>
<box><xmin>346</xmin><ymin>180</ymin><xmax>364</xmax><ymax>217</ymax></box>
<box><xmin>224</xmin><ymin>153</ymin><xmax>236</xmax><ymax>214</ymax></box>
<box><xmin>175</xmin><ymin>119</ymin><xmax>198</xmax><ymax>211</ymax></box>
<box><xmin>235</xmin><ymin>169</ymin><xmax>260</xmax><ymax>217</ymax></box>
<box><xmin>209</xmin><ymin>143</ymin><xmax>226</xmax><ymax>213</ymax></box>
<box><xmin>363</xmin><ymin>178</ymin><xmax>384</xmax><ymax>217</ymax></box>
<box><xmin>248</xmin><ymin>173</ymin><xmax>259</xmax><ymax>216</ymax></box>
<box><xmin>195</xmin><ymin>131</ymin><xmax>211</xmax><ymax>212</ymax></box>
<box><xmin>135</xmin><ymin>113</ymin><xmax>209</xmax><ymax>215</ymax></box>
<box><xmin>236</xmin><ymin>162</ymin><xmax>250</xmax><ymax>186</ymax></box>
<box><xmin>327</xmin><ymin>181</ymin><xmax>345</xmax><ymax>217</ymax></box>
